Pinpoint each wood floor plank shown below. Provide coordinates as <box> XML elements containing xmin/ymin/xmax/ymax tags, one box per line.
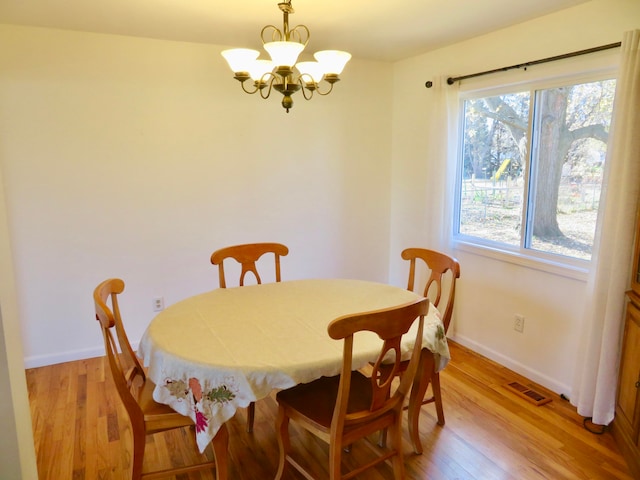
<box><xmin>27</xmin><ymin>341</ymin><xmax>635</xmax><ymax>479</ymax></box>
<box><xmin>442</xmin><ymin>350</ymin><xmax>626</xmax><ymax>478</ymax></box>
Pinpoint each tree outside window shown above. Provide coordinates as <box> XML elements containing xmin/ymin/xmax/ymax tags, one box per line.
<box><xmin>455</xmin><ymin>78</ymin><xmax>616</xmax><ymax>262</ymax></box>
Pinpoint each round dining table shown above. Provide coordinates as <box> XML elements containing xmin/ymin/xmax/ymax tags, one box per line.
<box><xmin>138</xmin><ymin>278</ymin><xmax>450</xmax><ymax>458</ymax></box>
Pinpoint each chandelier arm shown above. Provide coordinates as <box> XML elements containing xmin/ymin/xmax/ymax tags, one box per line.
<box><xmin>299</xmin><ymin>79</ymin><xmax>314</xmax><ymax>100</ymax></box>
<box><xmin>261</xmin><ymin>25</ymin><xmax>284</xmax><ymax>43</ymax></box>
<box><xmin>288</xmin><ymin>25</ymin><xmax>310</xmax><ymax>46</ymax></box>
<box><xmin>239</xmin><ymin>80</ymin><xmax>262</xmax><ymax>95</ymax></box>
<box><xmin>259</xmin><ymin>76</ymin><xmax>276</xmax><ymax>99</ymax></box>
<box><xmin>312</xmin><ymin>81</ymin><xmax>336</xmax><ymax>96</ymax></box>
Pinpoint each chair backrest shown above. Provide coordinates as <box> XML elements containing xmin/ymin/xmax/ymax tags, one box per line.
<box><xmin>93</xmin><ymin>278</ymin><xmax>146</xmax><ymax>425</ymax></box>
<box><xmin>327</xmin><ymin>298</ymin><xmax>429</xmax><ymax>431</ymax></box>
<box><xmin>402</xmin><ymin>248</ymin><xmax>460</xmax><ymax>333</ymax></box>
<box><xmin>210</xmin><ymin>242</ymin><xmax>289</xmax><ymax>288</ymax></box>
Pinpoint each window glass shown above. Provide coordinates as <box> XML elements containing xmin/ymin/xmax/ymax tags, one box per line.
<box><xmin>456</xmin><ymin>78</ymin><xmax>616</xmax><ymax>262</ymax></box>
<box><xmin>459</xmin><ymin>92</ymin><xmax>530</xmax><ymax>247</ymax></box>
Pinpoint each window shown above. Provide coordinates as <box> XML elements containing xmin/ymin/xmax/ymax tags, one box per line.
<box><xmin>454</xmin><ymin>77</ymin><xmax>616</xmax><ymax>264</ymax></box>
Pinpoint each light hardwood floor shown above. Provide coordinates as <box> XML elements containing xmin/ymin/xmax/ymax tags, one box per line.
<box><xmin>27</xmin><ymin>341</ymin><xmax>634</xmax><ymax>479</ymax></box>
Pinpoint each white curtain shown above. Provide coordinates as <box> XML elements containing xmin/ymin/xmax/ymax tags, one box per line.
<box><xmin>425</xmin><ymin>76</ymin><xmax>459</xmax><ymax>251</ymax></box>
<box><xmin>571</xmin><ymin>30</ymin><xmax>640</xmax><ymax>426</ymax></box>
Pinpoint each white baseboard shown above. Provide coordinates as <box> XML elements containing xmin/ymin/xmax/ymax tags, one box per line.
<box><xmin>449</xmin><ymin>333</ymin><xmax>571</xmax><ymax>398</ymax></box>
<box><xmin>23</xmin><ymin>342</ymin><xmax>139</xmax><ymax>369</ymax></box>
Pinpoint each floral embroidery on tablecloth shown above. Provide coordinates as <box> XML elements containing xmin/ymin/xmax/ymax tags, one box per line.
<box><xmin>163</xmin><ymin>377</ymin><xmax>237</xmax><ymax>433</ymax></box>
<box><xmin>424</xmin><ymin>311</ymin><xmax>450</xmax><ymax>372</ymax></box>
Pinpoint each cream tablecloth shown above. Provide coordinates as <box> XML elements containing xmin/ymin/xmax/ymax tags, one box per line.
<box><xmin>138</xmin><ymin>278</ymin><xmax>449</xmax><ymax>452</ymax></box>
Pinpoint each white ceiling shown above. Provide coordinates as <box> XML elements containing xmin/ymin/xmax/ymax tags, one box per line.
<box><xmin>0</xmin><ymin>0</ymin><xmax>589</xmax><ymax>62</ymax></box>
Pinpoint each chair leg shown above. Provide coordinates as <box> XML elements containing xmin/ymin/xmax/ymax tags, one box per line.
<box><xmin>246</xmin><ymin>401</ymin><xmax>255</xmax><ymax>433</ymax></box>
<box><xmin>378</xmin><ymin>368</ymin><xmax>404</xmax><ymax>448</ymax></box>
<box><xmin>431</xmin><ymin>372</ymin><xmax>445</xmax><ymax>426</ymax></box>
<box><xmin>329</xmin><ymin>436</ymin><xmax>345</xmax><ymax>480</ymax></box>
<box><xmin>212</xmin><ymin>423</ymin><xmax>229</xmax><ymax>480</ymax></box>
<box><xmin>407</xmin><ymin>349</ymin><xmax>435</xmax><ymax>455</ymax></box>
<box><xmin>274</xmin><ymin>406</ymin><xmax>290</xmax><ymax>480</ymax></box>
<box><xmin>389</xmin><ymin>413</ymin><xmax>406</xmax><ymax>479</ymax></box>
<box><xmin>131</xmin><ymin>422</ymin><xmax>146</xmax><ymax>480</ymax></box>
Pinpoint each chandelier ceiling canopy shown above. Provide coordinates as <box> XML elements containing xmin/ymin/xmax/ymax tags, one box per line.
<box><xmin>221</xmin><ymin>1</ymin><xmax>351</xmax><ymax>113</ymax></box>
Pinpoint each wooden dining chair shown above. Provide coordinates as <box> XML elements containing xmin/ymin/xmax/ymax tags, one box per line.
<box><xmin>210</xmin><ymin>242</ymin><xmax>289</xmax><ymax>432</ymax></box>
<box><xmin>400</xmin><ymin>247</ymin><xmax>461</xmax><ymax>454</ymax></box>
<box><xmin>93</xmin><ymin>278</ymin><xmax>228</xmax><ymax>480</ymax></box>
<box><xmin>274</xmin><ymin>297</ymin><xmax>429</xmax><ymax>480</ymax></box>
<box><xmin>210</xmin><ymin>242</ymin><xmax>289</xmax><ymax>288</ymax></box>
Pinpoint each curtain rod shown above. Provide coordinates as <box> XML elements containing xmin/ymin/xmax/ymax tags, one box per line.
<box><xmin>424</xmin><ymin>42</ymin><xmax>621</xmax><ymax>88</ymax></box>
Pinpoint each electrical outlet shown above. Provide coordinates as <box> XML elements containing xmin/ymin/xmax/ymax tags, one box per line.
<box><xmin>514</xmin><ymin>314</ymin><xmax>525</xmax><ymax>333</ymax></box>
<box><xmin>153</xmin><ymin>297</ymin><xmax>164</xmax><ymax>312</ymax></box>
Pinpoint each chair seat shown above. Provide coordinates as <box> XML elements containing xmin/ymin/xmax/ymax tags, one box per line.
<box><xmin>138</xmin><ymin>378</ymin><xmax>194</xmax><ymax>433</ymax></box>
<box><xmin>276</xmin><ymin>371</ymin><xmax>377</xmax><ymax>432</ymax></box>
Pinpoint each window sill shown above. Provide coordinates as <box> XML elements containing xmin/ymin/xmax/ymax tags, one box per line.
<box><xmin>452</xmin><ymin>238</ymin><xmax>590</xmax><ymax>282</ymax></box>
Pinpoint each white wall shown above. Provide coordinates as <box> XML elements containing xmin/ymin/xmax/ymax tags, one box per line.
<box><xmin>0</xmin><ymin>25</ymin><xmax>393</xmax><ymax>367</ymax></box>
<box><xmin>390</xmin><ymin>0</ymin><xmax>640</xmax><ymax>396</ymax></box>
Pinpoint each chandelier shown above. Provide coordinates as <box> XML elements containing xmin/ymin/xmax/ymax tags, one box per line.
<box><xmin>221</xmin><ymin>1</ymin><xmax>351</xmax><ymax>113</ymax></box>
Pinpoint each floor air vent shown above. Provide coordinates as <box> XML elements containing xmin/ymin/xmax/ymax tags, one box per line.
<box><xmin>504</xmin><ymin>381</ymin><xmax>552</xmax><ymax>406</ymax></box>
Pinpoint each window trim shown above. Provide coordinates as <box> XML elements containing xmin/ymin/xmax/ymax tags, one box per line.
<box><xmin>453</xmin><ymin>236</ymin><xmax>589</xmax><ymax>281</ymax></box>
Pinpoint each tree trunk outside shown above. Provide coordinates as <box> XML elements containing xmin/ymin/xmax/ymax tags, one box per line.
<box><xmin>532</xmin><ymin>88</ymin><xmax>569</xmax><ymax>238</ymax></box>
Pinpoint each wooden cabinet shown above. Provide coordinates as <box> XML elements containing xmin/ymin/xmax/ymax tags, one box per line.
<box><xmin>616</xmin><ymin>298</ymin><xmax>640</xmax><ymax>436</ymax></box>
<box><xmin>612</xmin><ymin>209</ymin><xmax>640</xmax><ymax>479</ymax></box>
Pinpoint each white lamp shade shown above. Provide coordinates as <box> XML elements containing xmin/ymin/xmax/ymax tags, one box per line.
<box><xmin>296</xmin><ymin>61</ymin><xmax>325</xmax><ymax>83</ymax></box>
<box><xmin>247</xmin><ymin>59</ymin><xmax>274</xmax><ymax>81</ymax></box>
<box><xmin>264</xmin><ymin>41</ymin><xmax>305</xmax><ymax>67</ymax></box>
<box><xmin>314</xmin><ymin>50</ymin><xmax>352</xmax><ymax>75</ymax></box>
<box><xmin>221</xmin><ymin>49</ymin><xmax>259</xmax><ymax>73</ymax></box>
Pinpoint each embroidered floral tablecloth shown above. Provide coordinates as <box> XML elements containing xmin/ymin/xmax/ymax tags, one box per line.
<box><xmin>138</xmin><ymin>278</ymin><xmax>449</xmax><ymax>453</ymax></box>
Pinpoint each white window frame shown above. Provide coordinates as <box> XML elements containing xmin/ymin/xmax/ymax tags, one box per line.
<box><xmin>451</xmin><ymin>64</ymin><xmax>618</xmax><ymax>281</ymax></box>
